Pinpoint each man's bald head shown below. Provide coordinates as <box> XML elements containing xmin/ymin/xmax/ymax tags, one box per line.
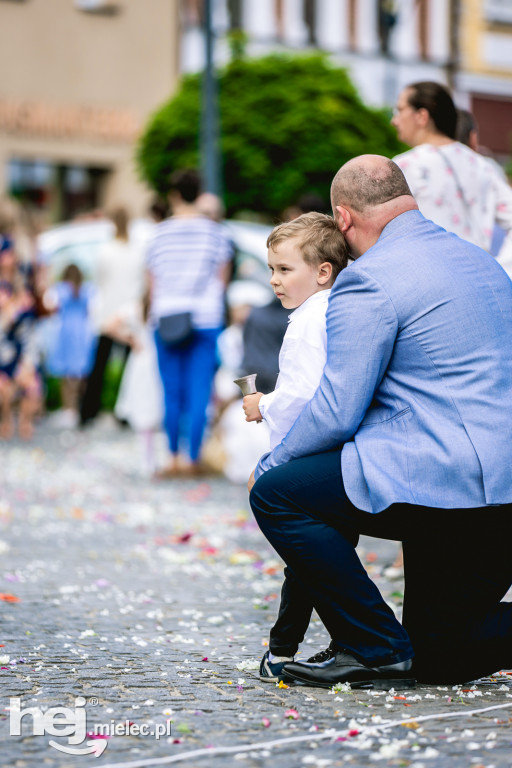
<box><xmin>331</xmin><ymin>155</ymin><xmax>413</xmax><ymax>214</ymax></box>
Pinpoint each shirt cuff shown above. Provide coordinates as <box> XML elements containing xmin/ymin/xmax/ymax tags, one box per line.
<box><xmin>257</xmin><ymin>392</ymin><xmax>271</xmax><ymax>418</ymax></box>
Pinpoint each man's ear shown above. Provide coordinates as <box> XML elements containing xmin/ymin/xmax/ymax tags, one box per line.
<box><xmin>317</xmin><ymin>261</ymin><xmax>332</xmax><ymax>285</ymax></box>
<box><xmin>335</xmin><ymin>205</ymin><xmax>352</xmax><ymax>233</ymax></box>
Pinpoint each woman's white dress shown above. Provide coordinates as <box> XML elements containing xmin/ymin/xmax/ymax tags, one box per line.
<box><xmin>115</xmin><ymin>325</ymin><xmax>164</xmax><ymax>432</ymax></box>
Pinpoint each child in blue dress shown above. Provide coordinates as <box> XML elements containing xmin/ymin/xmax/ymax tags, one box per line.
<box><xmin>45</xmin><ymin>264</ymin><xmax>95</xmax><ymax>426</ymax></box>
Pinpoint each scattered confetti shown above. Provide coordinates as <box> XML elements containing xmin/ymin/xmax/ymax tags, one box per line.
<box><xmin>235</xmin><ymin>659</ymin><xmax>260</xmax><ymax>671</ymax></box>
<box><xmin>2</xmin><ymin>423</ymin><xmax>511</xmax><ymax>767</ymax></box>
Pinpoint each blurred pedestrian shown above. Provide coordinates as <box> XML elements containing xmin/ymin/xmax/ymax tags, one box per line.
<box><xmin>456</xmin><ymin>108</ymin><xmax>508</xmax><ymax>182</ymax></box>
<box><xmin>240</xmin><ymin>296</ymin><xmax>289</xmax><ymax>395</ymax></box>
<box><xmin>282</xmin><ymin>192</ymin><xmax>328</xmax><ymax>222</ymax></box>
<box><xmin>455</xmin><ymin>108</ymin><xmax>479</xmax><ymax>152</ymax></box>
<box><xmin>456</xmin><ymin>108</ymin><xmax>510</xmax><ymax>263</ymax></box>
<box><xmin>79</xmin><ymin>206</ymin><xmax>146</xmax><ymax>426</ymax></box>
<box><xmin>0</xmin><ymin>273</ymin><xmax>40</xmax><ymax>440</ymax></box>
<box><xmin>0</xmin><ymin>209</ymin><xmax>43</xmax><ymax>439</ymax></box>
<box><xmin>391</xmin><ymin>81</ymin><xmax>512</xmax><ymax>259</ymax></box>
<box><xmin>196</xmin><ymin>192</ymin><xmax>236</xmax><ymax>287</ymax></box>
<box><xmin>0</xmin><ymin>199</ymin><xmax>39</xmax><ymax>291</ymax></box>
<box><xmin>114</xmin><ymin>296</ymin><xmax>164</xmax><ymax>477</ymax></box>
<box><xmin>147</xmin><ymin>169</ymin><xmax>234</xmax><ymax>477</ymax></box>
<box><xmin>196</xmin><ymin>192</ymin><xmax>225</xmax><ymax>223</ymax></box>
<box><xmin>149</xmin><ymin>198</ymin><xmax>169</xmax><ymax>224</ymax></box>
<box><xmin>44</xmin><ymin>264</ymin><xmax>95</xmax><ymax>428</ymax></box>
<box><xmin>214</xmin><ymin>280</ymin><xmax>271</xmax><ymax>406</ymax></box>
<box><xmin>203</xmin><ymin>280</ymin><xmax>273</xmax><ymax>483</ymax></box>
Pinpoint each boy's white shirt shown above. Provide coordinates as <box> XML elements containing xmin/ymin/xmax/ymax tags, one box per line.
<box><xmin>258</xmin><ymin>289</ymin><xmax>330</xmax><ymax>450</ymax></box>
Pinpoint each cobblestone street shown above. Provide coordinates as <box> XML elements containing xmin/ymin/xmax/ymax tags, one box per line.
<box><xmin>1</xmin><ymin>419</ymin><xmax>511</xmax><ymax>768</ymax></box>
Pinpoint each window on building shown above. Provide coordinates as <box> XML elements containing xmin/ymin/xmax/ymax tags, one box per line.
<box><xmin>303</xmin><ymin>0</ymin><xmax>316</xmax><ymax>45</ymax></box>
<box><xmin>485</xmin><ymin>0</ymin><xmax>512</xmax><ymax>25</ymax></box>
<box><xmin>8</xmin><ymin>159</ymin><xmax>109</xmax><ymax>223</ymax></box>
<box><xmin>228</xmin><ymin>0</ymin><xmax>242</xmax><ymax>30</ymax></box>
<box><xmin>8</xmin><ymin>159</ymin><xmax>53</xmax><ymax>210</ymax></box>
<box><xmin>74</xmin><ymin>0</ymin><xmax>120</xmax><ymax>15</ymax></box>
<box><xmin>377</xmin><ymin>0</ymin><xmax>398</xmax><ymax>55</ymax></box>
<box><xmin>182</xmin><ymin>0</ymin><xmax>203</xmax><ymax>26</ymax></box>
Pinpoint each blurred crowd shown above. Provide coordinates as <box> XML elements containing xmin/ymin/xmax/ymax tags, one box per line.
<box><xmin>1</xmin><ymin>85</ymin><xmax>511</xmax><ymax>488</ymax></box>
<box><xmin>0</xmin><ymin>200</ymin><xmax>46</xmax><ymax>441</ymax></box>
<box><xmin>0</xmin><ymin>182</ymin><xmax>288</xmax><ymax>483</ymax></box>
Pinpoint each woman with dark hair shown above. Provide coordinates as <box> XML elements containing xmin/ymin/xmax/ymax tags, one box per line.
<box><xmin>391</xmin><ymin>81</ymin><xmax>512</xmax><ymax>259</ymax></box>
<box><xmin>403</xmin><ymin>81</ymin><xmax>458</xmax><ymax>139</ymax></box>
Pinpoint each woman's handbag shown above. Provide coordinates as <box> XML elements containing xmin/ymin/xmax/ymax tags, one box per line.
<box><xmin>158</xmin><ymin>312</ymin><xmax>193</xmax><ymax>346</ymax></box>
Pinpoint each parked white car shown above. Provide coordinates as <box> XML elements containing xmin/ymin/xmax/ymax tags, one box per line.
<box><xmin>37</xmin><ymin>217</ymin><xmax>273</xmax><ymax>291</ymax></box>
<box><xmin>35</xmin><ymin>216</ymin><xmax>274</xmax><ymax>371</ymax></box>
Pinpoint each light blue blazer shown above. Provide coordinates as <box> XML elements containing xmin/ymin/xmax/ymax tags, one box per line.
<box><xmin>256</xmin><ymin>210</ymin><xmax>512</xmax><ymax>513</ymax></box>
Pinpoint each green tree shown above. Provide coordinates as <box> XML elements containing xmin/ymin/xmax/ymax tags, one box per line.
<box><xmin>136</xmin><ymin>53</ymin><xmax>405</xmax><ymax>218</ymax></box>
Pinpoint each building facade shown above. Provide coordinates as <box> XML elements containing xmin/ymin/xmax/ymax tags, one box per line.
<box><xmin>1</xmin><ymin>0</ymin><xmax>510</xmax><ymax>226</ymax></box>
<box><xmin>182</xmin><ymin>0</ymin><xmax>511</xmax><ymax>160</ymax></box>
<box><xmin>0</xmin><ymin>0</ymin><xmax>179</xmax><ymax>223</ymax></box>
<box><xmin>182</xmin><ymin>1</ymin><xmax>454</xmax><ymax>108</ymax></box>
<box><xmin>457</xmin><ymin>0</ymin><xmax>512</xmax><ymax>160</ymax></box>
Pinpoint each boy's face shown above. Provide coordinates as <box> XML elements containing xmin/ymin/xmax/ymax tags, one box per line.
<box><xmin>268</xmin><ymin>238</ymin><xmax>324</xmax><ymax>310</ymax></box>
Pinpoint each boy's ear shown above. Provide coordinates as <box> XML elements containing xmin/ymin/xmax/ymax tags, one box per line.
<box><xmin>335</xmin><ymin>205</ymin><xmax>352</xmax><ymax>233</ymax></box>
<box><xmin>317</xmin><ymin>261</ymin><xmax>333</xmax><ymax>285</ymax></box>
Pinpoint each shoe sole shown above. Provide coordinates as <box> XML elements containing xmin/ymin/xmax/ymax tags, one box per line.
<box><xmin>351</xmin><ymin>677</ymin><xmax>416</xmax><ymax>691</ymax></box>
<box><xmin>286</xmin><ymin>673</ymin><xmax>416</xmax><ymax>690</ymax></box>
<box><xmin>259</xmin><ymin>673</ymin><xmax>294</xmax><ymax>683</ymax></box>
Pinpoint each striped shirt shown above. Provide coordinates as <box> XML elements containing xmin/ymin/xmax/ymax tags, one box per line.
<box><xmin>146</xmin><ymin>216</ymin><xmax>233</xmax><ymax>329</ymax></box>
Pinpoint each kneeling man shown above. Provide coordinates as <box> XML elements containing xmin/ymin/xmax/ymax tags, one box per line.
<box><xmin>250</xmin><ymin>155</ymin><xmax>512</xmax><ymax>688</ymax></box>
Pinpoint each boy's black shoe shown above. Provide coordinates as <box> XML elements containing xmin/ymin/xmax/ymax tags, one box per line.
<box><xmin>306</xmin><ymin>642</ymin><xmax>337</xmax><ymax>664</ymax></box>
<box><xmin>259</xmin><ymin>651</ymin><xmax>294</xmax><ymax>682</ymax></box>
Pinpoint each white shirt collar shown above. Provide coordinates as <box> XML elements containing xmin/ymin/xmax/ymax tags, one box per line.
<box><xmin>288</xmin><ymin>288</ymin><xmax>331</xmax><ymax>323</ymax></box>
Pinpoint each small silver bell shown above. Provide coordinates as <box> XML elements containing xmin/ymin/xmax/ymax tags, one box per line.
<box><xmin>233</xmin><ymin>373</ymin><xmax>258</xmax><ymax>396</ymax></box>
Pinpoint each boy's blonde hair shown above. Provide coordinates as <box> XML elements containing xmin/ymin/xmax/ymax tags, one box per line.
<box><xmin>267</xmin><ymin>212</ymin><xmax>349</xmax><ymax>281</ymax></box>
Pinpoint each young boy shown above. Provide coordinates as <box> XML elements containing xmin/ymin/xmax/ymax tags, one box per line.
<box><xmin>242</xmin><ymin>211</ymin><xmax>349</xmax><ymax>681</ymax></box>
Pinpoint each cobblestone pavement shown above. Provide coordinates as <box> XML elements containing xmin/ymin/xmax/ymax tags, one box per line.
<box><xmin>1</xmin><ymin>418</ymin><xmax>511</xmax><ymax>768</ymax></box>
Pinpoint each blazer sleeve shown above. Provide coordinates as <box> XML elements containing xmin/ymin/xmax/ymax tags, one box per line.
<box><xmin>255</xmin><ymin>267</ymin><xmax>399</xmax><ymax>478</ymax></box>
<box><xmin>493</xmin><ymin>173</ymin><xmax>512</xmax><ymax>277</ymax></box>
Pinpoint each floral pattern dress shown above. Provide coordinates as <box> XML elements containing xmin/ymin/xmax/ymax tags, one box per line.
<box><xmin>394</xmin><ymin>142</ymin><xmax>512</xmax><ymax>261</ymax></box>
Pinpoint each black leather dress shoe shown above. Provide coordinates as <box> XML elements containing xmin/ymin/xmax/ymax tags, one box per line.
<box><xmin>306</xmin><ymin>643</ymin><xmax>336</xmax><ymax>664</ymax></box>
<box><xmin>283</xmin><ymin>650</ymin><xmax>416</xmax><ymax>690</ymax></box>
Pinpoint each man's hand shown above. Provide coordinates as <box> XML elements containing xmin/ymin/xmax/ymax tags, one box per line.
<box><xmin>243</xmin><ymin>392</ymin><xmax>263</xmax><ymax>422</ymax></box>
<box><xmin>247</xmin><ymin>469</ymin><xmax>256</xmax><ymax>493</ymax></box>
